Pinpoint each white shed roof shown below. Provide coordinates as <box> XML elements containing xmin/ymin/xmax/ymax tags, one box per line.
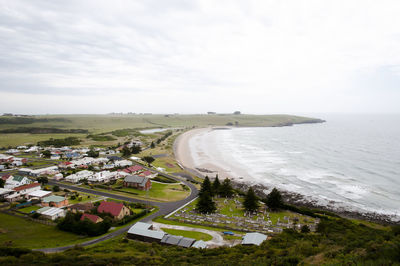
<box><xmin>27</xmin><ymin>190</ymin><xmax>52</xmax><ymax>198</ymax></box>
<box><xmin>242</xmin><ymin>232</ymin><xmax>268</xmax><ymax>245</ymax></box>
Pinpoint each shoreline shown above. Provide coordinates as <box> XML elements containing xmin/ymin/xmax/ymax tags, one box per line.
<box><xmin>173</xmin><ymin>127</ymin><xmax>399</xmax><ymax>225</ymax></box>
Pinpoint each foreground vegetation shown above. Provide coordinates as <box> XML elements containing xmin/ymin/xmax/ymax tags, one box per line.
<box><xmin>0</xmin><ymin>217</ymin><xmax>399</xmax><ymax>265</ymax></box>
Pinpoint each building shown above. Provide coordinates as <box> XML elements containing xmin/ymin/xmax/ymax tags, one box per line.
<box><xmin>67</xmin><ymin>202</ymin><xmax>94</xmax><ymax>213</ymax></box>
<box><xmin>26</xmin><ymin>190</ymin><xmax>52</xmax><ymax>200</ymax></box>
<box><xmin>123</xmin><ymin>175</ymin><xmax>151</xmax><ymax>191</ymax></box>
<box><xmin>13</xmin><ymin>182</ymin><xmax>41</xmax><ymax>196</ymax></box>
<box><xmin>114</xmin><ymin>160</ymin><xmax>132</xmax><ymax>167</ymax></box>
<box><xmin>127</xmin><ymin>222</ymin><xmax>166</xmax><ymax>243</ymax></box>
<box><xmin>192</xmin><ymin>240</ymin><xmax>207</xmax><ymax>249</ymax></box>
<box><xmin>65</xmin><ymin>170</ymin><xmax>93</xmax><ymax>183</ymax></box>
<box><xmin>41</xmin><ymin>195</ymin><xmax>69</xmax><ymax>207</ymax></box>
<box><xmin>0</xmin><ymin>188</ymin><xmax>14</xmax><ymax>199</ymax></box>
<box><xmin>241</xmin><ymin>232</ymin><xmax>268</xmax><ymax>246</ymax></box>
<box><xmin>88</xmin><ymin>171</ymin><xmax>117</xmax><ymax>183</ymax></box>
<box><xmin>97</xmin><ymin>201</ymin><xmax>130</xmax><ymax>220</ymax></box>
<box><xmin>124</xmin><ymin>165</ymin><xmax>143</xmax><ymax>174</ymax></box>
<box><xmin>161</xmin><ymin>235</ymin><xmax>196</xmax><ymax>248</ymax></box>
<box><xmin>36</xmin><ymin>207</ymin><xmax>66</xmax><ymax>220</ymax></box>
<box><xmin>80</xmin><ymin>213</ymin><xmax>103</xmax><ymax>224</ymax></box>
<box><xmin>139</xmin><ymin>170</ymin><xmax>157</xmax><ymax>179</ymax></box>
<box><xmin>4</xmin><ymin>175</ymin><xmax>31</xmax><ymax>189</ymax></box>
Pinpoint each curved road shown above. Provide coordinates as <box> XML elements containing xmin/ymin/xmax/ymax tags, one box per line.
<box><xmin>35</xmin><ymin>164</ymin><xmax>199</xmax><ymax>253</ymax></box>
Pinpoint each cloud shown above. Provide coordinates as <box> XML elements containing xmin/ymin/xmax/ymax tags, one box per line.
<box><xmin>0</xmin><ymin>0</ymin><xmax>400</xmax><ymax>114</ymax></box>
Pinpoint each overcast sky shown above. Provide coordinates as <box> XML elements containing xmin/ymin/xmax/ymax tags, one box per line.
<box><xmin>0</xmin><ymin>0</ymin><xmax>399</xmax><ymax>114</ymax></box>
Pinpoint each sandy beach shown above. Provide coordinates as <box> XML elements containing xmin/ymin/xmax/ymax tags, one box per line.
<box><xmin>174</xmin><ymin>127</ymin><xmax>252</xmax><ymax>182</ymax></box>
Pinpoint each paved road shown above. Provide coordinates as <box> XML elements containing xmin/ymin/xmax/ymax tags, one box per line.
<box><xmin>35</xmin><ymin>165</ymin><xmax>199</xmax><ymax>253</ymax></box>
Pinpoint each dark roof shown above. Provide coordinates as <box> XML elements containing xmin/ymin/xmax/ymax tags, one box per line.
<box><xmin>107</xmin><ymin>156</ymin><xmax>122</xmax><ymax>161</ymax></box>
<box><xmin>124</xmin><ymin>175</ymin><xmax>149</xmax><ymax>187</ymax></box>
<box><xmin>161</xmin><ymin>235</ymin><xmax>195</xmax><ymax>247</ymax></box>
<box><xmin>177</xmin><ymin>237</ymin><xmax>196</xmax><ymax>248</ymax></box>
<box><xmin>98</xmin><ymin>201</ymin><xmax>124</xmax><ymax>217</ymax></box>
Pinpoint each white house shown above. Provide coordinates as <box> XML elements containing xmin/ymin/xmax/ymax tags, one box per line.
<box><xmin>5</xmin><ymin>175</ymin><xmax>31</xmax><ymax>189</ymax></box>
<box><xmin>114</xmin><ymin>160</ymin><xmax>132</xmax><ymax>167</ymax></box>
<box><xmin>65</xmin><ymin>170</ymin><xmax>94</xmax><ymax>183</ymax></box>
<box><xmin>88</xmin><ymin>171</ymin><xmax>117</xmax><ymax>183</ymax></box>
<box><xmin>26</xmin><ymin>190</ymin><xmax>52</xmax><ymax>200</ymax></box>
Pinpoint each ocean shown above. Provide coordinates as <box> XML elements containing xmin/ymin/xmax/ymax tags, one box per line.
<box><xmin>188</xmin><ymin>114</ymin><xmax>400</xmax><ymax>220</ymax></box>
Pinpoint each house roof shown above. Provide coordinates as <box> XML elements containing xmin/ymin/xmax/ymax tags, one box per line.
<box><xmin>242</xmin><ymin>232</ymin><xmax>268</xmax><ymax>245</ymax></box>
<box><xmin>42</xmin><ymin>195</ymin><xmax>65</xmax><ymax>203</ymax></box>
<box><xmin>81</xmin><ymin>213</ymin><xmax>102</xmax><ymax>223</ymax></box>
<box><xmin>13</xmin><ymin>182</ymin><xmax>40</xmax><ymax>192</ymax></box>
<box><xmin>177</xmin><ymin>237</ymin><xmax>196</xmax><ymax>248</ymax></box>
<box><xmin>127</xmin><ymin>165</ymin><xmax>143</xmax><ymax>172</ymax></box>
<box><xmin>97</xmin><ymin>201</ymin><xmax>124</xmax><ymax>217</ymax></box>
<box><xmin>27</xmin><ymin>190</ymin><xmax>52</xmax><ymax>198</ymax></box>
<box><xmin>140</xmin><ymin>170</ymin><xmax>154</xmax><ymax>177</ymax></box>
<box><xmin>124</xmin><ymin>175</ymin><xmax>149</xmax><ymax>187</ymax></box>
<box><xmin>130</xmin><ymin>222</ymin><xmax>152</xmax><ymax>230</ymax></box>
<box><xmin>37</xmin><ymin>207</ymin><xmax>64</xmax><ymax>216</ymax></box>
<box><xmin>1</xmin><ymin>174</ymin><xmax>11</xmax><ymax>181</ymax></box>
<box><xmin>161</xmin><ymin>235</ymin><xmax>183</xmax><ymax>245</ymax></box>
<box><xmin>68</xmin><ymin>202</ymin><xmax>94</xmax><ymax>211</ymax></box>
<box><xmin>127</xmin><ymin>226</ymin><xmax>165</xmax><ymax>240</ymax></box>
<box><xmin>192</xmin><ymin>240</ymin><xmax>207</xmax><ymax>249</ymax></box>
<box><xmin>12</xmin><ymin>175</ymin><xmax>26</xmax><ymax>182</ymax></box>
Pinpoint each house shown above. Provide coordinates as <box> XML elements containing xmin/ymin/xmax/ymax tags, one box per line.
<box><xmin>127</xmin><ymin>222</ymin><xmax>166</xmax><ymax>243</ymax></box>
<box><xmin>5</xmin><ymin>175</ymin><xmax>31</xmax><ymax>189</ymax></box>
<box><xmin>139</xmin><ymin>170</ymin><xmax>158</xmax><ymax>179</ymax></box>
<box><xmin>88</xmin><ymin>171</ymin><xmax>117</xmax><ymax>183</ymax></box>
<box><xmin>67</xmin><ymin>202</ymin><xmax>94</xmax><ymax>213</ymax></box>
<box><xmin>97</xmin><ymin>201</ymin><xmax>130</xmax><ymax>220</ymax></box>
<box><xmin>65</xmin><ymin>170</ymin><xmax>93</xmax><ymax>183</ymax></box>
<box><xmin>17</xmin><ymin>168</ymin><xmax>35</xmax><ymax>177</ymax></box>
<box><xmin>0</xmin><ymin>188</ymin><xmax>14</xmax><ymax>199</ymax></box>
<box><xmin>13</xmin><ymin>182</ymin><xmax>40</xmax><ymax>196</ymax></box>
<box><xmin>114</xmin><ymin>160</ymin><xmax>132</xmax><ymax>167</ymax></box>
<box><xmin>58</xmin><ymin>161</ymin><xmax>73</xmax><ymax>169</ymax></box>
<box><xmin>123</xmin><ymin>175</ymin><xmax>151</xmax><ymax>191</ymax></box>
<box><xmin>36</xmin><ymin>207</ymin><xmax>66</xmax><ymax>220</ymax></box>
<box><xmin>124</xmin><ymin>165</ymin><xmax>143</xmax><ymax>174</ymax></box>
<box><xmin>107</xmin><ymin>156</ymin><xmax>122</xmax><ymax>161</ymax></box>
<box><xmin>6</xmin><ymin>149</ymin><xmax>19</xmax><ymax>154</ymax></box>
<box><xmin>64</xmin><ymin>152</ymin><xmax>80</xmax><ymax>159</ymax></box>
<box><xmin>0</xmin><ymin>154</ymin><xmax>14</xmax><ymax>163</ymax></box>
<box><xmin>26</xmin><ymin>190</ymin><xmax>52</xmax><ymax>200</ymax></box>
<box><xmin>241</xmin><ymin>232</ymin><xmax>268</xmax><ymax>246</ymax></box>
<box><xmin>80</xmin><ymin>213</ymin><xmax>103</xmax><ymax>224</ymax></box>
<box><xmin>50</xmin><ymin>154</ymin><xmax>60</xmax><ymax>160</ymax></box>
<box><xmin>41</xmin><ymin>195</ymin><xmax>69</xmax><ymax>207</ymax></box>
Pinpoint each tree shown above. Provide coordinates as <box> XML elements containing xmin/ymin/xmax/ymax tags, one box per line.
<box><xmin>200</xmin><ymin>176</ymin><xmax>213</xmax><ymax>196</ymax></box>
<box><xmin>142</xmin><ymin>156</ymin><xmax>155</xmax><ymax>165</ymax></box>
<box><xmin>301</xmin><ymin>225</ymin><xmax>310</xmax><ymax>233</ymax></box>
<box><xmin>38</xmin><ymin>176</ymin><xmax>48</xmax><ymax>185</ymax></box>
<box><xmin>219</xmin><ymin>178</ymin><xmax>234</xmax><ymax>198</ymax></box>
<box><xmin>131</xmin><ymin>145</ymin><xmax>141</xmax><ymax>154</ymax></box>
<box><xmin>150</xmin><ymin>142</ymin><xmax>155</xmax><ymax>149</ymax></box>
<box><xmin>212</xmin><ymin>175</ymin><xmax>220</xmax><ymax>196</ymax></box>
<box><xmin>0</xmin><ymin>178</ymin><xmax>4</xmax><ymax>188</ymax></box>
<box><xmin>243</xmin><ymin>187</ymin><xmax>259</xmax><ymax>213</ymax></box>
<box><xmin>196</xmin><ymin>192</ymin><xmax>216</xmax><ymax>214</ymax></box>
<box><xmin>265</xmin><ymin>188</ymin><xmax>283</xmax><ymax>210</ymax></box>
<box><xmin>52</xmin><ymin>185</ymin><xmax>60</xmax><ymax>192</ymax></box>
<box><xmin>87</xmin><ymin>149</ymin><xmax>99</xmax><ymax>158</ymax></box>
<box><xmin>122</xmin><ymin>146</ymin><xmax>131</xmax><ymax>157</ymax></box>
<box><xmin>42</xmin><ymin>150</ymin><xmax>51</xmax><ymax>158</ymax></box>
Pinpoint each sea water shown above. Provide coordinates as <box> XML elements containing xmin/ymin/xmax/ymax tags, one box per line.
<box><xmin>189</xmin><ymin>114</ymin><xmax>400</xmax><ymax>220</ymax></box>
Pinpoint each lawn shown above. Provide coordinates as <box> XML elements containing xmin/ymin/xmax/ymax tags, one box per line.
<box><xmin>112</xmin><ymin>181</ymin><xmax>190</xmax><ymax>202</ymax></box>
<box><xmin>160</xmin><ymin>228</ymin><xmax>213</xmax><ymax>241</ymax></box>
<box><xmin>18</xmin><ymin>205</ymin><xmax>41</xmax><ymax>214</ymax></box>
<box><xmin>0</xmin><ymin>213</ymin><xmax>93</xmax><ymax>249</ymax></box>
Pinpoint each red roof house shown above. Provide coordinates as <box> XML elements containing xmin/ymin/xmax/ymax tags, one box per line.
<box><xmin>13</xmin><ymin>182</ymin><xmax>41</xmax><ymax>194</ymax></box>
<box><xmin>80</xmin><ymin>213</ymin><xmax>103</xmax><ymax>224</ymax></box>
<box><xmin>97</xmin><ymin>201</ymin><xmax>130</xmax><ymax>220</ymax></box>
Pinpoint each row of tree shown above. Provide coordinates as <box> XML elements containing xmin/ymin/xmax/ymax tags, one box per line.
<box><xmin>196</xmin><ymin>175</ymin><xmax>284</xmax><ymax>214</ymax></box>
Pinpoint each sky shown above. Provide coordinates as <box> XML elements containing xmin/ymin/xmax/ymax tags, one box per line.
<box><xmin>0</xmin><ymin>0</ymin><xmax>400</xmax><ymax>115</ymax></box>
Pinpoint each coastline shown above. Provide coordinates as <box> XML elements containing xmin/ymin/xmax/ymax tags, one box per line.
<box><xmin>173</xmin><ymin>127</ymin><xmax>399</xmax><ymax>225</ymax></box>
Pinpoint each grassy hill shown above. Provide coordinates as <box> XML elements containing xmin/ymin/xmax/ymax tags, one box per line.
<box><xmin>0</xmin><ymin>114</ymin><xmax>324</xmax><ymax>147</ymax></box>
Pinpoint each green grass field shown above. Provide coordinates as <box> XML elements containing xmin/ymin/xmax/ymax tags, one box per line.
<box><xmin>0</xmin><ymin>213</ymin><xmax>93</xmax><ymax>249</ymax></box>
<box><xmin>18</xmin><ymin>205</ymin><xmax>41</xmax><ymax>213</ymax></box>
<box><xmin>0</xmin><ymin>114</ymin><xmax>322</xmax><ymax>147</ymax></box>
<box><xmin>160</xmin><ymin>228</ymin><xmax>213</xmax><ymax>241</ymax></box>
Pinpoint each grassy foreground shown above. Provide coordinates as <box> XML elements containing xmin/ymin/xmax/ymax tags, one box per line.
<box><xmin>160</xmin><ymin>228</ymin><xmax>213</xmax><ymax>241</ymax></box>
<box><xmin>1</xmin><ymin>216</ymin><xmax>399</xmax><ymax>265</ymax></box>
